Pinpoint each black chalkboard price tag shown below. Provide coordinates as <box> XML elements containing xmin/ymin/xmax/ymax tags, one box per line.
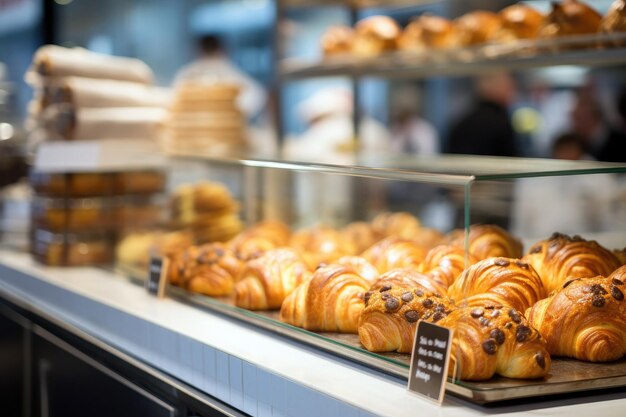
<box><xmin>146</xmin><ymin>256</ymin><xmax>169</xmax><ymax>298</ymax></box>
<box><xmin>407</xmin><ymin>321</ymin><xmax>454</xmax><ymax>404</ymax></box>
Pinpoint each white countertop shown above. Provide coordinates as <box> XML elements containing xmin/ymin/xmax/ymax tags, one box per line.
<box><xmin>0</xmin><ymin>249</ymin><xmax>625</xmax><ymax>417</ymax></box>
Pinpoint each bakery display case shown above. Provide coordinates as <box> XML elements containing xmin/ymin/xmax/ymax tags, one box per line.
<box><xmin>117</xmin><ymin>151</ymin><xmax>626</xmax><ymax>403</ymax></box>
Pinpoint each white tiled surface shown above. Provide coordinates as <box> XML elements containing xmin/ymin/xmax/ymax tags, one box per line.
<box><xmin>2</xmin><ymin>251</ymin><xmax>626</xmax><ymax>417</ymax></box>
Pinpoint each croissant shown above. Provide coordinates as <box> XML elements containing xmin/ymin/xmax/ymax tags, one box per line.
<box><xmin>234</xmin><ymin>248</ymin><xmax>311</xmax><ymax>310</ymax></box>
<box><xmin>523</xmin><ymin>232</ymin><xmax>622</xmax><ymax>294</ymax></box>
<box><xmin>419</xmin><ymin>245</ymin><xmax>478</xmax><ymax>288</ymax></box>
<box><xmin>362</xmin><ymin>237</ymin><xmax>428</xmax><ymax>273</ymax></box>
<box><xmin>371</xmin><ymin>211</ymin><xmax>421</xmax><ymax>240</ymax></box>
<box><xmin>229</xmin><ymin>220</ymin><xmax>291</xmax><ymax>260</ymax></box>
<box><xmin>447</xmin><ymin>257</ymin><xmax>546</xmax><ymax>313</ymax></box>
<box><xmin>280</xmin><ymin>264</ymin><xmax>370</xmax><ymax>333</ymax></box>
<box><xmin>341</xmin><ymin>221</ymin><xmax>384</xmax><ymax>254</ymax></box>
<box><xmin>439</xmin><ymin>306</ymin><xmax>551</xmax><ymax>380</ymax></box>
<box><xmin>369</xmin><ymin>268</ymin><xmax>447</xmax><ymax>296</ymax></box>
<box><xmin>168</xmin><ymin>243</ymin><xmax>243</xmax><ymax>296</ymax></box>
<box><xmin>450</xmin><ymin>224</ymin><xmax>523</xmax><ymax>261</ymax></box>
<box><xmin>610</xmin><ymin>265</ymin><xmax>626</xmax><ymax>280</ymax></box>
<box><xmin>527</xmin><ymin>276</ymin><xmax>626</xmax><ymax>362</ymax></box>
<box><xmin>358</xmin><ymin>288</ymin><xmax>454</xmax><ymax>353</ymax></box>
<box><xmin>335</xmin><ymin>256</ymin><xmax>379</xmax><ymax>282</ymax></box>
<box><xmin>290</xmin><ymin>225</ymin><xmax>357</xmax><ymax>270</ymax></box>
<box><xmin>613</xmin><ymin>247</ymin><xmax>626</xmax><ymax>266</ymax></box>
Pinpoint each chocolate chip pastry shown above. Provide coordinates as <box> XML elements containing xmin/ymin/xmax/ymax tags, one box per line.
<box><xmin>439</xmin><ymin>306</ymin><xmax>551</xmax><ymax>380</ymax></box>
<box><xmin>447</xmin><ymin>257</ymin><xmax>546</xmax><ymax>313</ymax></box>
<box><xmin>527</xmin><ymin>275</ymin><xmax>626</xmax><ymax>362</ymax></box>
<box><xmin>280</xmin><ymin>264</ymin><xmax>371</xmax><ymax>333</ymax></box>
<box><xmin>358</xmin><ymin>287</ymin><xmax>455</xmax><ymax>353</ymax></box>
<box><xmin>523</xmin><ymin>232</ymin><xmax>622</xmax><ymax>294</ymax></box>
<box><xmin>167</xmin><ymin>243</ymin><xmax>243</xmax><ymax>297</ymax></box>
<box><xmin>369</xmin><ymin>268</ymin><xmax>448</xmax><ymax>297</ymax></box>
<box><xmin>449</xmin><ymin>224</ymin><xmax>523</xmax><ymax>261</ymax></box>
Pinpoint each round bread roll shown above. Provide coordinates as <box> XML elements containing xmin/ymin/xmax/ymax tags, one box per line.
<box><xmin>398</xmin><ymin>14</ymin><xmax>456</xmax><ymax>51</ymax></box>
<box><xmin>495</xmin><ymin>4</ymin><xmax>544</xmax><ymax>42</ymax></box>
<box><xmin>321</xmin><ymin>25</ymin><xmax>354</xmax><ymax>56</ymax></box>
<box><xmin>539</xmin><ymin>0</ymin><xmax>602</xmax><ymax>39</ymax></box>
<box><xmin>352</xmin><ymin>15</ymin><xmax>401</xmax><ymax>57</ymax></box>
<box><xmin>453</xmin><ymin>10</ymin><xmax>502</xmax><ymax>46</ymax></box>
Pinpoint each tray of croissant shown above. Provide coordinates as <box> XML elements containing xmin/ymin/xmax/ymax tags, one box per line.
<box><xmin>128</xmin><ymin>212</ymin><xmax>626</xmax><ymax>404</ymax></box>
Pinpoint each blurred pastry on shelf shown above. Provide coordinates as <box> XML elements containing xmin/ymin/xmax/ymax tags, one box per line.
<box><xmin>228</xmin><ymin>220</ymin><xmax>292</xmax><ymax>261</ymax></box>
<box><xmin>449</xmin><ymin>224</ymin><xmax>523</xmax><ymax>261</ymax></box>
<box><xmin>341</xmin><ymin>221</ymin><xmax>383</xmax><ymax>254</ymax></box>
<box><xmin>321</xmin><ymin>25</ymin><xmax>354</xmax><ymax>57</ymax></box>
<box><xmin>495</xmin><ymin>4</ymin><xmax>544</xmax><ymax>42</ymax></box>
<box><xmin>538</xmin><ymin>0</ymin><xmax>602</xmax><ymax>39</ymax></box>
<box><xmin>600</xmin><ymin>0</ymin><xmax>626</xmax><ymax>47</ymax></box>
<box><xmin>362</xmin><ymin>237</ymin><xmax>428</xmax><ymax>273</ymax></box>
<box><xmin>371</xmin><ymin>211</ymin><xmax>421</xmax><ymax>240</ymax></box>
<box><xmin>398</xmin><ymin>14</ymin><xmax>456</xmax><ymax>52</ymax></box>
<box><xmin>335</xmin><ymin>256</ymin><xmax>379</xmax><ymax>283</ymax></box>
<box><xmin>116</xmin><ymin>230</ymin><xmax>193</xmax><ymax>272</ymax></box>
<box><xmin>290</xmin><ymin>225</ymin><xmax>357</xmax><ymax>270</ymax></box>
<box><xmin>453</xmin><ymin>10</ymin><xmax>502</xmax><ymax>46</ymax></box>
<box><xmin>352</xmin><ymin>15</ymin><xmax>401</xmax><ymax>57</ymax></box>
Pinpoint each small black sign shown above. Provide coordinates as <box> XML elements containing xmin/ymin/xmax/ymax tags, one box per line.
<box><xmin>146</xmin><ymin>256</ymin><xmax>169</xmax><ymax>298</ymax></box>
<box><xmin>407</xmin><ymin>321</ymin><xmax>454</xmax><ymax>404</ymax></box>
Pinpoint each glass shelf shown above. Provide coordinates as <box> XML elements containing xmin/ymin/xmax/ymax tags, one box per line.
<box><xmin>281</xmin><ymin>33</ymin><xmax>626</xmax><ymax>80</ymax></box>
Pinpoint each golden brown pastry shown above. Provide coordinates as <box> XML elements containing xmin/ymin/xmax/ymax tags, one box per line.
<box><xmin>168</xmin><ymin>243</ymin><xmax>243</xmax><ymax>296</ymax></box>
<box><xmin>335</xmin><ymin>256</ymin><xmax>379</xmax><ymax>282</ymax></box>
<box><xmin>447</xmin><ymin>257</ymin><xmax>546</xmax><ymax>312</ymax></box>
<box><xmin>600</xmin><ymin>0</ymin><xmax>626</xmax><ymax>46</ymax></box>
<box><xmin>341</xmin><ymin>221</ymin><xmax>384</xmax><ymax>254</ymax></box>
<box><xmin>523</xmin><ymin>232</ymin><xmax>622</xmax><ymax>294</ymax></box>
<box><xmin>613</xmin><ymin>248</ymin><xmax>626</xmax><ymax>267</ymax></box>
<box><xmin>321</xmin><ymin>25</ymin><xmax>354</xmax><ymax>56</ymax></box>
<box><xmin>527</xmin><ymin>276</ymin><xmax>626</xmax><ymax>362</ymax></box>
<box><xmin>495</xmin><ymin>4</ymin><xmax>544</xmax><ymax>42</ymax></box>
<box><xmin>398</xmin><ymin>15</ymin><xmax>456</xmax><ymax>51</ymax></box>
<box><xmin>369</xmin><ymin>268</ymin><xmax>447</xmax><ymax>296</ymax></box>
<box><xmin>419</xmin><ymin>245</ymin><xmax>478</xmax><ymax>288</ymax></box>
<box><xmin>362</xmin><ymin>237</ymin><xmax>428</xmax><ymax>273</ymax></box>
<box><xmin>371</xmin><ymin>211</ymin><xmax>421</xmax><ymax>240</ymax></box>
<box><xmin>453</xmin><ymin>11</ymin><xmax>502</xmax><ymax>46</ymax></box>
<box><xmin>412</xmin><ymin>228</ymin><xmax>445</xmax><ymax>250</ymax></box>
<box><xmin>610</xmin><ymin>264</ymin><xmax>626</xmax><ymax>280</ymax></box>
<box><xmin>234</xmin><ymin>248</ymin><xmax>311</xmax><ymax>310</ymax></box>
<box><xmin>290</xmin><ymin>225</ymin><xmax>357</xmax><ymax>270</ymax></box>
<box><xmin>450</xmin><ymin>224</ymin><xmax>523</xmax><ymax>261</ymax></box>
<box><xmin>539</xmin><ymin>0</ymin><xmax>602</xmax><ymax>38</ymax></box>
<box><xmin>358</xmin><ymin>287</ymin><xmax>454</xmax><ymax>353</ymax></box>
<box><xmin>439</xmin><ymin>306</ymin><xmax>551</xmax><ymax>380</ymax></box>
<box><xmin>279</xmin><ymin>264</ymin><xmax>370</xmax><ymax>333</ymax></box>
<box><xmin>352</xmin><ymin>16</ymin><xmax>401</xmax><ymax>57</ymax></box>
<box><xmin>229</xmin><ymin>220</ymin><xmax>292</xmax><ymax>260</ymax></box>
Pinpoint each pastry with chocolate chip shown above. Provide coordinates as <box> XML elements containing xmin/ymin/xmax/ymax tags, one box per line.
<box><xmin>523</xmin><ymin>232</ymin><xmax>622</xmax><ymax>294</ymax></box>
<box><xmin>369</xmin><ymin>268</ymin><xmax>447</xmax><ymax>297</ymax></box>
<box><xmin>527</xmin><ymin>275</ymin><xmax>626</xmax><ymax>362</ymax></box>
<box><xmin>447</xmin><ymin>257</ymin><xmax>546</xmax><ymax>313</ymax></box>
<box><xmin>358</xmin><ymin>287</ymin><xmax>454</xmax><ymax>353</ymax></box>
<box><xmin>438</xmin><ymin>306</ymin><xmax>550</xmax><ymax>380</ymax></box>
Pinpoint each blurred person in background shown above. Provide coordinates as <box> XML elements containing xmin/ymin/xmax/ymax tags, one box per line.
<box><xmin>389</xmin><ymin>85</ymin><xmax>439</xmax><ymax>155</ymax></box>
<box><xmin>550</xmin><ymin>132</ymin><xmax>593</xmax><ymax>161</ymax></box>
<box><xmin>446</xmin><ymin>72</ymin><xmax>519</xmax><ymax>157</ymax></box>
<box><xmin>175</xmin><ymin>34</ymin><xmax>266</xmax><ymax>120</ymax></box>
<box><xmin>569</xmin><ymin>88</ymin><xmax>626</xmax><ymax>163</ymax></box>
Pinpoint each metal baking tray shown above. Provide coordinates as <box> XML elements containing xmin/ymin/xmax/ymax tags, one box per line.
<box><xmin>160</xmin><ymin>283</ymin><xmax>626</xmax><ymax>404</ymax></box>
